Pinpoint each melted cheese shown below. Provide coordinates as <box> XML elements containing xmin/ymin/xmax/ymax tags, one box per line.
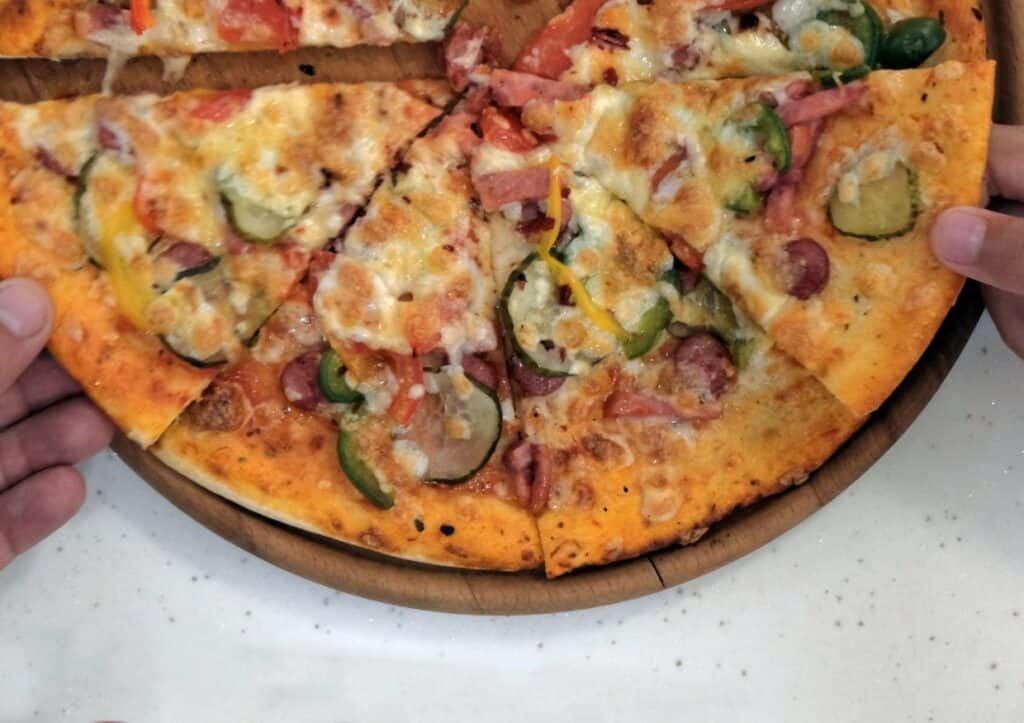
<box><xmin>702</xmin><ymin>233</ymin><xmax>791</xmax><ymax>327</ymax></box>
<box><xmin>566</xmin><ymin>177</ymin><xmax>673</xmax><ymax>333</ymax></box>
<box><xmin>392</xmin><ymin>439</ymin><xmax>428</xmax><ymax>479</ymax></box>
<box><xmin>835</xmin><ymin>132</ymin><xmax>908</xmax><ymax>205</ymax></box>
<box><xmin>315</xmin><ymin>131</ymin><xmax>498</xmax><ymax>364</ymax></box>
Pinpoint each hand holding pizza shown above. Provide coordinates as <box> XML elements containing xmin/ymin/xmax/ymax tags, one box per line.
<box><xmin>0</xmin><ymin>278</ymin><xmax>114</xmax><ymax>570</ymax></box>
<box><xmin>932</xmin><ymin>124</ymin><xmax>1024</xmax><ymax>359</ymax></box>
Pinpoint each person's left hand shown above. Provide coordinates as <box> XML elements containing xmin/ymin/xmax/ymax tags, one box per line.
<box><xmin>0</xmin><ymin>278</ymin><xmax>114</xmax><ymax>571</ymax></box>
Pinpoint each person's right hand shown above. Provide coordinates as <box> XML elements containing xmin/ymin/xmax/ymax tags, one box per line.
<box><xmin>0</xmin><ymin>278</ymin><xmax>115</xmax><ymax>571</ymax></box>
<box><xmin>931</xmin><ymin>124</ymin><xmax>1024</xmax><ymax>359</ymax></box>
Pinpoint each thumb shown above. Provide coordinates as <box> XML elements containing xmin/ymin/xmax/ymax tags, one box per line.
<box><xmin>931</xmin><ymin>208</ymin><xmax>1024</xmax><ymax>294</ymax></box>
<box><xmin>0</xmin><ymin>279</ymin><xmax>55</xmax><ymax>394</ymax></box>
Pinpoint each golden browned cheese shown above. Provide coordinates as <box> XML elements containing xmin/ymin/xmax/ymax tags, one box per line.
<box><xmin>557</xmin><ymin>0</ymin><xmax>987</xmax><ymax>85</ymax></box>
<box><xmin>0</xmin><ymin>81</ymin><xmax>450</xmax><ymax>445</ymax></box>
<box><xmin>0</xmin><ymin>0</ymin><xmax>463</xmax><ymax>58</ymax></box>
<box><xmin>0</xmin><ymin>107</ymin><xmax>218</xmax><ymax>445</ymax></box>
<box><xmin>717</xmin><ymin>62</ymin><xmax>995</xmax><ymax>416</ymax></box>
<box><xmin>523</xmin><ymin>62</ymin><xmax>993</xmax><ymax>420</ymax></box>
<box><xmin>534</xmin><ymin>343</ymin><xmax>861</xmax><ymax>577</ymax></box>
<box><xmin>155</xmin><ymin>286</ymin><xmax>543</xmax><ymax>572</ymax></box>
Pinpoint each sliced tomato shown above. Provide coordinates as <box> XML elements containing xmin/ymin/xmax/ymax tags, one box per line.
<box><xmin>190</xmin><ymin>89</ymin><xmax>254</xmax><ymax>122</ymax></box>
<box><xmin>216</xmin><ymin>0</ymin><xmax>300</xmax><ymax>51</ymax></box>
<box><xmin>129</xmin><ymin>0</ymin><xmax>155</xmax><ymax>34</ymax></box>
<box><xmin>132</xmin><ymin>177</ymin><xmax>161</xmax><ymax>236</ymax></box>
<box><xmin>513</xmin><ymin>0</ymin><xmax>609</xmax><ymax>79</ymax></box>
<box><xmin>387</xmin><ymin>353</ymin><xmax>424</xmax><ymax>426</ymax></box>
<box><xmin>480</xmin><ymin>107</ymin><xmax>537</xmax><ymax>153</ymax></box>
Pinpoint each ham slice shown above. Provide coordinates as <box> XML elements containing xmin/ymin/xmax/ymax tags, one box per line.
<box><xmin>604</xmin><ymin>391</ymin><xmax>683</xmax><ymax>419</ymax></box>
<box><xmin>777</xmin><ymin>83</ymin><xmax>868</xmax><ymax>127</ymax></box>
<box><xmin>443</xmin><ymin>22</ymin><xmax>501</xmax><ymax>93</ymax></box>
<box><xmin>490</xmin><ymin>69</ymin><xmax>587</xmax><ymax>108</ymax></box>
<box><xmin>473</xmin><ymin>166</ymin><xmax>550</xmax><ymax>211</ymax></box>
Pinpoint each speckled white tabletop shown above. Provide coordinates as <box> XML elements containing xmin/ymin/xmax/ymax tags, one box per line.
<box><xmin>1</xmin><ymin>313</ymin><xmax>1022</xmax><ymax>723</ymax></box>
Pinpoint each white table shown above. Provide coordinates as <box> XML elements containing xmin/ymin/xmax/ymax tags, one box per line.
<box><xmin>2</xmin><ymin>314</ymin><xmax>1022</xmax><ymax>723</ymax></box>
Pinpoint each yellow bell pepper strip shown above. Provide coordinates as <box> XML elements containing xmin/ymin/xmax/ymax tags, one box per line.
<box><xmin>537</xmin><ymin>159</ymin><xmax>628</xmax><ymax>342</ymax></box>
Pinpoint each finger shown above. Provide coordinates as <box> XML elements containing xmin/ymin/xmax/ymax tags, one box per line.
<box><xmin>0</xmin><ymin>466</ymin><xmax>85</xmax><ymax>571</ymax></box>
<box><xmin>0</xmin><ymin>279</ymin><xmax>55</xmax><ymax>395</ymax></box>
<box><xmin>983</xmin><ymin>286</ymin><xmax>1024</xmax><ymax>360</ymax></box>
<box><xmin>0</xmin><ymin>397</ymin><xmax>114</xmax><ymax>492</ymax></box>
<box><xmin>0</xmin><ymin>354</ymin><xmax>81</xmax><ymax>431</ymax></box>
<box><xmin>931</xmin><ymin>208</ymin><xmax>1024</xmax><ymax>294</ymax></box>
<box><xmin>987</xmin><ymin>125</ymin><xmax>1024</xmax><ymax>201</ymax></box>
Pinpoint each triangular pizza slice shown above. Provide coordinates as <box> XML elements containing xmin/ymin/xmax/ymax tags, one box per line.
<box><xmin>470</xmin><ymin>142</ymin><xmax>860</xmax><ymax>576</ymax></box>
<box><xmin>0</xmin><ymin>80</ymin><xmax>451</xmax><ymax>445</ymax></box>
<box><xmin>509</xmin><ymin>60</ymin><xmax>994</xmax><ymax>416</ymax></box>
<box><xmin>153</xmin><ymin>98</ymin><xmax>544</xmax><ymax>570</ymax></box>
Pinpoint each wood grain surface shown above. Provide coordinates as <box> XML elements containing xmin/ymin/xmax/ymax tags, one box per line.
<box><xmin>9</xmin><ymin>0</ymin><xmax>1014</xmax><ymax>614</ymax></box>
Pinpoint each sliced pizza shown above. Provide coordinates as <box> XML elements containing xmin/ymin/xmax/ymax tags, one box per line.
<box><xmin>509</xmin><ymin>60</ymin><xmax>994</xmax><ymax>416</ymax></box>
<box><xmin>470</xmin><ymin>151</ymin><xmax>860</xmax><ymax>576</ymax></box>
<box><xmin>155</xmin><ymin>98</ymin><xmax>544</xmax><ymax>570</ymax></box>
<box><xmin>1</xmin><ymin>0</ymin><xmax>464</xmax><ymax>59</ymax></box>
<box><xmin>0</xmin><ymin>80</ymin><xmax>451</xmax><ymax>445</ymax></box>
<box><xmin>514</xmin><ymin>0</ymin><xmax>986</xmax><ymax>85</ymax></box>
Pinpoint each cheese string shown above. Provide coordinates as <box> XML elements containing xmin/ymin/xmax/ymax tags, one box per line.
<box><xmin>538</xmin><ymin>159</ymin><xmax>628</xmax><ymax>341</ymax></box>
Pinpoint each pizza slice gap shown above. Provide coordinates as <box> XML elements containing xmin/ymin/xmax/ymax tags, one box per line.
<box><xmin>153</xmin><ymin>99</ymin><xmax>544</xmax><ymax>571</ymax></box>
<box><xmin>513</xmin><ymin>0</ymin><xmax>986</xmax><ymax>86</ymax></box>
<box><xmin>501</xmin><ymin>60</ymin><xmax>993</xmax><ymax>417</ymax></box>
<box><xmin>2</xmin><ymin>0</ymin><xmax>466</xmax><ymax>60</ymax></box>
<box><xmin>469</xmin><ymin>148</ymin><xmax>861</xmax><ymax>577</ymax></box>
<box><xmin>0</xmin><ymin>80</ymin><xmax>451</xmax><ymax>446</ymax></box>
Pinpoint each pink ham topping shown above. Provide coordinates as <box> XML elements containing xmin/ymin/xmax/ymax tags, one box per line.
<box><xmin>490</xmin><ymin>69</ymin><xmax>587</xmax><ymax>108</ymax></box>
<box><xmin>473</xmin><ymin>166</ymin><xmax>550</xmax><ymax>211</ymax></box>
<box><xmin>777</xmin><ymin>82</ymin><xmax>868</xmax><ymax>127</ymax></box>
<box><xmin>443</xmin><ymin>22</ymin><xmax>501</xmax><ymax>93</ymax></box>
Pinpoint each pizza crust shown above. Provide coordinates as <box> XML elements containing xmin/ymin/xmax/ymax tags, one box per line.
<box><xmin>534</xmin><ymin>342</ymin><xmax>861</xmax><ymax>577</ymax></box>
<box><xmin>719</xmin><ymin>62</ymin><xmax>995</xmax><ymax>416</ymax></box>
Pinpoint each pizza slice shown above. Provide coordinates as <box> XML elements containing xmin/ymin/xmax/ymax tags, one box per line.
<box><xmin>470</xmin><ymin>148</ymin><xmax>860</xmax><ymax>576</ymax></box>
<box><xmin>154</xmin><ymin>99</ymin><xmax>544</xmax><ymax>570</ymax></box>
<box><xmin>507</xmin><ymin>60</ymin><xmax>993</xmax><ymax>416</ymax></box>
<box><xmin>0</xmin><ymin>80</ymin><xmax>451</xmax><ymax>445</ymax></box>
<box><xmin>2</xmin><ymin>0</ymin><xmax>464</xmax><ymax>59</ymax></box>
<box><xmin>513</xmin><ymin>0</ymin><xmax>986</xmax><ymax>85</ymax></box>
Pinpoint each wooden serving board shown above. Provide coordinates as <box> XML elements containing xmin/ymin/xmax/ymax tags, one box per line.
<box><xmin>7</xmin><ymin>0</ymin><xmax>1019</xmax><ymax>614</ymax></box>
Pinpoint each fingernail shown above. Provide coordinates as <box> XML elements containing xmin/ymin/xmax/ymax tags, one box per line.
<box><xmin>932</xmin><ymin>210</ymin><xmax>986</xmax><ymax>266</ymax></box>
<box><xmin>0</xmin><ymin>280</ymin><xmax>49</xmax><ymax>338</ymax></box>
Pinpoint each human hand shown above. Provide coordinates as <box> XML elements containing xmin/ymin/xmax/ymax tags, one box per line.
<box><xmin>931</xmin><ymin>124</ymin><xmax>1024</xmax><ymax>359</ymax></box>
<box><xmin>0</xmin><ymin>278</ymin><xmax>114</xmax><ymax>570</ymax></box>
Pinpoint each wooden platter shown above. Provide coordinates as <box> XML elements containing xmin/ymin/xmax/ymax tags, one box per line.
<box><xmin>8</xmin><ymin>0</ymin><xmax>1018</xmax><ymax>614</ymax></box>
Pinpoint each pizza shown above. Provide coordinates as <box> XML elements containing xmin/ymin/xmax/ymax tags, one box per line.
<box><xmin>0</xmin><ymin>0</ymin><xmax>464</xmax><ymax>59</ymax></box>
<box><xmin>151</xmin><ymin>95</ymin><xmax>545</xmax><ymax>569</ymax></box>
<box><xmin>0</xmin><ymin>80</ymin><xmax>452</xmax><ymax>445</ymax></box>
<box><xmin>514</xmin><ymin>0</ymin><xmax>986</xmax><ymax>84</ymax></box>
<box><xmin>0</xmin><ymin>2</ymin><xmax>996</xmax><ymax>577</ymax></box>
<box><xmin>507</xmin><ymin>61</ymin><xmax>995</xmax><ymax>416</ymax></box>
